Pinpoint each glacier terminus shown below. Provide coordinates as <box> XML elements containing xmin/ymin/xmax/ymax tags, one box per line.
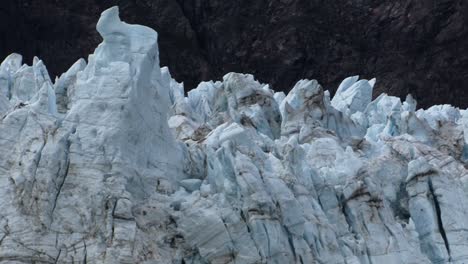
<box><xmin>0</xmin><ymin>6</ymin><xmax>467</xmax><ymax>264</ymax></box>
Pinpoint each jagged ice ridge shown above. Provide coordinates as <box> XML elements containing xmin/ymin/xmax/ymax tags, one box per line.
<box><xmin>0</xmin><ymin>6</ymin><xmax>468</xmax><ymax>264</ymax></box>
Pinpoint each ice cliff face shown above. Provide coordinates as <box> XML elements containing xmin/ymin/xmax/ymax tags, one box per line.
<box><xmin>0</xmin><ymin>6</ymin><xmax>468</xmax><ymax>264</ymax></box>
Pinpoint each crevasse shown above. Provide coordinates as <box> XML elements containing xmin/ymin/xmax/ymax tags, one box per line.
<box><xmin>0</xmin><ymin>6</ymin><xmax>467</xmax><ymax>264</ymax></box>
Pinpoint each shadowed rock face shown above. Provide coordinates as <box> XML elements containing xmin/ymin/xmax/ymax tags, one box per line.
<box><xmin>1</xmin><ymin>0</ymin><xmax>467</xmax><ymax>108</ymax></box>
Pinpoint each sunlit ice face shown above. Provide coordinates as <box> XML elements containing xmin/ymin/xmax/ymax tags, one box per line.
<box><xmin>103</xmin><ymin>32</ymin><xmax>131</xmax><ymax>63</ymax></box>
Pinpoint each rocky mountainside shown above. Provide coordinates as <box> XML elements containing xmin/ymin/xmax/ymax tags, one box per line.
<box><xmin>1</xmin><ymin>0</ymin><xmax>467</xmax><ymax>108</ymax></box>
<box><xmin>1</xmin><ymin>6</ymin><xmax>468</xmax><ymax>263</ymax></box>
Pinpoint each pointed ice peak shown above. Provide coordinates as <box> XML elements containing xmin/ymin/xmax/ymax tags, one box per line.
<box><xmin>0</xmin><ymin>53</ymin><xmax>23</xmax><ymax>74</ymax></box>
<box><xmin>262</xmin><ymin>84</ymin><xmax>272</xmax><ymax>94</ymax></box>
<box><xmin>8</xmin><ymin>57</ymin><xmax>55</xmax><ymax>110</ymax></box>
<box><xmin>32</xmin><ymin>58</ymin><xmax>53</xmax><ymax>86</ymax></box>
<box><xmin>416</xmin><ymin>104</ymin><xmax>461</xmax><ymax>130</ymax></box>
<box><xmin>403</xmin><ymin>94</ymin><xmax>417</xmax><ymax>112</ymax></box>
<box><xmin>222</xmin><ymin>72</ymin><xmax>281</xmax><ymax>139</ymax></box>
<box><xmin>55</xmin><ymin>58</ymin><xmax>86</xmax><ymax>113</ymax></box>
<box><xmin>186</xmin><ymin>80</ymin><xmax>224</xmax><ymax>124</ymax></box>
<box><xmin>365</xmin><ymin>93</ymin><xmax>402</xmax><ymax>123</ymax></box>
<box><xmin>0</xmin><ymin>53</ymin><xmax>23</xmax><ymax>99</ymax></box>
<box><xmin>280</xmin><ymin>79</ymin><xmax>321</xmax><ymax>114</ymax></box>
<box><xmin>332</xmin><ymin>76</ymin><xmax>374</xmax><ymax>115</ymax></box>
<box><xmin>280</xmin><ymin>79</ymin><xmax>324</xmax><ymax>136</ymax></box>
<box><xmin>30</xmin><ymin>82</ymin><xmax>57</xmax><ymax>115</ymax></box>
<box><xmin>86</xmin><ymin>6</ymin><xmax>163</xmax><ymax>102</ymax></box>
<box><xmin>95</xmin><ymin>6</ymin><xmax>158</xmax><ymax>59</ymax></box>
<box><xmin>273</xmin><ymin>91</ymin><xmax>286</xmax><ymax>105</ymax></box>
<box><xmin>96</xmin><ymin>6</ymin><xmax>121</xmax><ymax>36</ymax></box>
<box><xmin>55</xmin><ymin>59</ymin><xmax>86</xmax><ymax>87</ymax></box>
<box><xmin>336</xmin><ymin>75</ymin><xmax>359</xmax><ymax>94</ymax></box>
<box><xmin>223</xmin><ymin>73</ymin><xmax>266</xmax><ymax>101</ymax></box>
<box><xmin>32</xmin><ymin>56</ymin><xmax>40</xmax><ymax>66</ymax></box>
<box><xmin>161</xmin><ymin>66</ymin><xmax>184</xmax><ymax>102</ymax></box>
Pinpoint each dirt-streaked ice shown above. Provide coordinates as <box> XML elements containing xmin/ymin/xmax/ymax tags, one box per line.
<box><xmin>0</xmin><ymin>6</ymin><xmax>467</xmax><ymax>264</ymax></box>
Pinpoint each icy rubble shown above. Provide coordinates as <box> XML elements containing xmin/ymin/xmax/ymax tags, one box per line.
<box><xmin>0</xmin><ymin>6</ymin><xmax>468</xmax><ymax>264</ymax></box>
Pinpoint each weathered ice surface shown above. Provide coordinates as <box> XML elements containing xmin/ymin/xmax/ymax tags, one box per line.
<box><xmin>1</xmin><ymin>6</ymin><xmax>468</xmax><ymax>264</ymax></box>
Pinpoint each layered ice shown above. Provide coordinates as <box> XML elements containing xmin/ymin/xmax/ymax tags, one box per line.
<box><xmin>0</xmin><ymin>6</ymin><xmax>468</xmax><ymax>264</ymax></box>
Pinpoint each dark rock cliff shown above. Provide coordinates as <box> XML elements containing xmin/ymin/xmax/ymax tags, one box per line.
<box><xmin>1</xmin><ymin>0</ymin><xmax>467</xmax><ymax>108</ymax></box>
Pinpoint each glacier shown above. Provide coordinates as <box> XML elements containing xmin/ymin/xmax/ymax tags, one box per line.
<box><xmin>0</xmin><ymin>6</ymin><xmax>468</xmax><ymax>264</ymax></box>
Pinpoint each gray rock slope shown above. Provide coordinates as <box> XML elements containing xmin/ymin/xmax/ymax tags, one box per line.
<box><xmin>0</xmin><ymin>6</ymin><xmax>468</xmax><ymax>264</ymax></box>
